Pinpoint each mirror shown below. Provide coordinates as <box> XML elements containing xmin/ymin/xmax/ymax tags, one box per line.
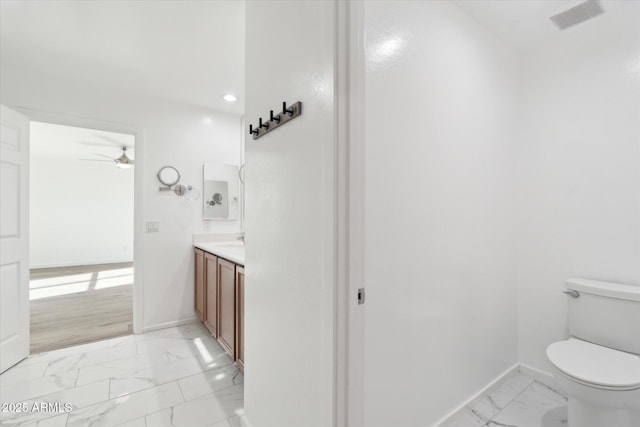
<box><xmin>204</xmin><ymin>181</ymin><xmax>229</xmax><ymax>218</ymax></box>
<box><xmin>203</xmin><ymin>163</ymin><xmax>239</xmax><ymax>220</ymax></box>
<box><xmin>157</xmin><ymin>166</ymin><xmax>180</xmax><ymax>187</ymax></box>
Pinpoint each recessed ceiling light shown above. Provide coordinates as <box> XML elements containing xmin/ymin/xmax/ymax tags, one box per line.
<box><xmin>222</xmin><ymin>94</ymin><xmax>237</xmax><ymax>103</ymax></box>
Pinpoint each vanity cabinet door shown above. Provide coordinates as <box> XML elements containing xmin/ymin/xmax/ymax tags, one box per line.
<box><xmin>194</xmin><ymin>248</ymin><xmax>205</xmax><ymax>321</ymax></box>
<box><xmin>235</xmin><ymin>266</ymin><xmax>245</xmax><ymax>372</ymax></box>
<box><xmin>217</xmin><ymin>258</ymin><xmax>236</xmax><ymax>358</ymax></box>
<box><xmin>204</xmin><ymin>253</ymin><xmax>218</xmax><ymax>337</ymax></box>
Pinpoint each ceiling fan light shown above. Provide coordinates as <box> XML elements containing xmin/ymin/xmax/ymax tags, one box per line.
<box><xmin>115</xmin><ymin>149</ymin><xmax>134</xmax><ymax>169</ymax></box>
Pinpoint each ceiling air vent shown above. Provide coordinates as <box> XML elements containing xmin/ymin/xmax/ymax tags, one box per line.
<box><xmin>550</xmin><ymin>0</ymin><xmax>604</xmax><ymax>30</ymax></box>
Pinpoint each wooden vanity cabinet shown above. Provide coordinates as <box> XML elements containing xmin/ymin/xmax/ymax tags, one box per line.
<box><xmin>235</xmin><ymin>266</ymin><xmax>245</xmax><ymax>372</ymax></box>
<box><xmin>217</xmin><ymin>258</ymin><xmax>236</xmax><ymax>358</ymax></box>
<box><xmin>204</xmin><ymin>252</ymin><xmax>218</xmax><ymax>337</ymax></box>
<box><xmin>194</xmin><ymin>246</ymin><xmax>245</xmax><ymax>369</ymax></box>
<box><xmin>194</xmin><ymin>248</ymin><xmax>205</xmax><ymax>321</ymax></box>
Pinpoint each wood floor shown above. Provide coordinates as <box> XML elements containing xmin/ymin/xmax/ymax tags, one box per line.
<box><xmin>29</xmin><ymin>262</ymin><xmax>133</xmax><ymax>354</ymax></box>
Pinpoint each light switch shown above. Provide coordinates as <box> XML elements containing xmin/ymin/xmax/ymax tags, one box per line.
<box><xmin>146</xmin><ymin>221</ymin><xmax>160</xmax><ymax>232</ymax></box>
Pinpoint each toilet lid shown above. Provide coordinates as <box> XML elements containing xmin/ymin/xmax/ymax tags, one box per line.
<box><xmin>547</xmin><ymin>338</ymin><xmax>640</xmax><ymax>389</ymax></box>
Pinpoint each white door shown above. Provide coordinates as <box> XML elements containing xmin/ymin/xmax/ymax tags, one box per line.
<box><xmin>0</xmin><ymin>105</ymin><xmax>30</xmax><ymax>373</ymax></box>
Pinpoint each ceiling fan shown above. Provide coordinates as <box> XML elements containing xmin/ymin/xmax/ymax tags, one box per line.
<box><xmin>80</xmin><ymin>146</ymin><xmax>134</xmax><ymax>169</ymax></box>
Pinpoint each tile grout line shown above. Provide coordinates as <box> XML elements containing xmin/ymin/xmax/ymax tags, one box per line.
<box><xmin>77</xmin><ymin>355</ymin><xmax>229</xmax><ymax>403</ymax></box>
<box><xmin>176</xmin><ymin>379</ymin><xmax>187</xmax><ymax>402</ymax></box>
<box><xmin>0</xmin><ymin>377</ymin><xmax>117</xmax><ymax>426</ymax></box>
<box><xmin>63</xmin><ymin>382</ymin><xmax>181</xmax><ymax>426</ymax></box>
<box><xmin>2</xmin><ymin>323</ymin><xmax>241</xmax><ymax>426</ymax></box>
<box><xmin>0</xmin><ymin>371</ymin><xmax>79</xmax><ymax>404</ymax></box>
<box><xmin>467</xmin><ymin>373</ymin><xmax>536</xmax><ymax>426</ymax></box>
<box><xmin>73</xmin><ymin>367</ymin><xmax>80</xmax><ymax>388</ymax></box>
<box><xmin>485</xmin><ymin>378</ymin><xmax>537</xmax><ymax>426</ymax></box>
<box><xmin>66</xmin><ymin>363</ymin><xmax>239</xmax><ymax>422</ymax></box>
<box><xmin>534</xmin><ymin>380</ymin><xmax>568</xmax><ymax>401</ymax></box>
<box><xmin>1</xmin><ymin>361</ymin><xmax>218</xmax><ymax>411</ymax></box>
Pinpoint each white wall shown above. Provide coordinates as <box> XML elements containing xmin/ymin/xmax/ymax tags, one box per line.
<box><xmin>0</xmin><ymin>64</ymin><xmax>242</xmax><ymax>330</ymax></box>
<box><xmin>30</xmin><ymin>139</ymin><xmax>134</xmax><ymax>267</ymax></box>
<box><xmin>517</xmin><ymin>4</ymin><xmax>640</xmax><ymax>373</ymax></box>
<box><xmin>244</xmin><ymin>1</ymin><xmax>337</xmax><ymax>426</ymax></box>
<box><xmin>362</xmin><ymin>2</ymin><xmax>519</xmax><ymax>425</ymax></box>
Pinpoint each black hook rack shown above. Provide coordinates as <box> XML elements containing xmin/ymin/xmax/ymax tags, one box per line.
<box><xmin>248</xmin><ymin>101</ymin><xmax>302</xmax><ymax>140</ymax></box>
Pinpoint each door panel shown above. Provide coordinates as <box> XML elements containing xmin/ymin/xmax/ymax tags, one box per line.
<box><xmin>0</xmin><ymin>162</ymin><xmax>20</xmax><ymax>237</ymax></box>
<box><xmin>217</xmin><ymin>258</ymin><xmax>235</xmax><ymax>358</ymax></box>
<box><xmin>0</xmin><ymin>263</ymin><xmax>20</xmax><ymax>342</ymax></box>
<box><xmin>194</xmin><ymin>249</ymin><xmax>205</xmax><ymax>321</ymax></box>
<box><xmin>204</xmin><ymin>253</ymin><xmax>218</xmax><ymax>337</ymax></box>
<box><xmin>235</xmin><ymin>266</ymin><xmax>244</xmax><ymax>372</ymax></box>
<box><xmin>0</xmin><ymin>105</ymin><xmax>30</xmax><ymax>373</ymax></box>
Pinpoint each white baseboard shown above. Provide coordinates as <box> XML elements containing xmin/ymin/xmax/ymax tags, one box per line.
<box><xmin>30</xmin><ymin>259</ymin><xmax>133</xmax><ymax>269</ymax></box>
<box><xmin>433</xmin><ymin>363</ymin><xmax>567</xmax><ymax>426</ymax></box>
<box><xmin>433</xmin><ymin>364</ymin><xmax>520</xmax><ymax>426</ymax></box>
<box><xmin>141</xmin><ymin>317</ymin><xmax>199</xmax><ymax>333</ymax></box>
<box><xmin>240</xmin><ymin>415</ymin><xmax>254</xmax><ymax>427</ymax></box>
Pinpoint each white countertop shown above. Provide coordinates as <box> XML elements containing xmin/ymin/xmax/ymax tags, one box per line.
<box><xmin>194</xmin><ymin>241</ymin><xmax>245</xmax><ymax>265</ymax></box>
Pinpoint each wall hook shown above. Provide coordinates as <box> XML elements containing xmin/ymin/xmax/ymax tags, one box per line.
<box><xmin>282</xmin><ymin>101</ymin><xmax>294</xmax><ymax>116</ymax></box>
<box><xmin>248</xmin><ymin>101</ymin><xmax>302</xmax><ymax>140</ymax></box>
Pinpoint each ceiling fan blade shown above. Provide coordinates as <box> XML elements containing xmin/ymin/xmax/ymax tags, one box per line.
<box><xmin>79</xmin><ymin>158</ymin><xmax>113</xmax><ymax>162</ymax></box>
<box><xmin>94</xmin><ymin>134</ymin><xmax>131</xmax><ymax>147</ymax></box>
<box><xmin>76</xmin><ymin>140</ymin><xmax>116</xmax><ymax>148</ymax></box>
<box><xmin>93</xmin><ymin>153</ymin><xmax>117</xmax><ymax>160</ymax></box>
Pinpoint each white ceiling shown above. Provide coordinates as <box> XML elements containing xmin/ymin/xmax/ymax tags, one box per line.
<box><xmin>2</xmin><ymin>0</ymin><xmax>635</xmax><ymax>113</ymax></box>
<box><xmin>31</xmin><ymin>121</ymin><xmax>135</xmax><ymax>164</ymax></box>
<box><xmin>453</xmin><ymin>0</ymin><xmax>639</xmax><ymax>49</ymax></box>
<box><xmin>0</xmin><ymin>0</ymin><xmax>245</xmax><ymax>115</ymax></box>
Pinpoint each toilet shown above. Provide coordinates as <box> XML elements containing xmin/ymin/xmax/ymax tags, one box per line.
<box><xmin>546</xmin><ymin>278</ymin><xmax>640</xmax><ymax>427</ymax></box>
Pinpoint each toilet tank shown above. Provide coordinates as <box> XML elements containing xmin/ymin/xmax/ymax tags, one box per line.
<box><xmin>566</xmin><ymin>278</ymin><xmax>640</xmax><ymax>355</ymax></box>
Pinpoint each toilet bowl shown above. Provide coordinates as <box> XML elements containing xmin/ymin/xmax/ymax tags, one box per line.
<box><xmin>546</xmin><ymin>278</ymin><xmax>640</xmax><ymax>427</ymax></box>
<box><xmin>547</xmin><ymin>338</ymin><xmax>640</xmax><ymax>427</ymax></box>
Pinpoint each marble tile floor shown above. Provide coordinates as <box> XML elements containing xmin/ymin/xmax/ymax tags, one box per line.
<box><xmin>441</xmin><ymin>371</ymin><xmax>568</xmax><ymax>427</ymax></box>
<box><xmin>0</xmin><ymin>322</ymin><xmax>243</xmax><ymax>427</ymax></box>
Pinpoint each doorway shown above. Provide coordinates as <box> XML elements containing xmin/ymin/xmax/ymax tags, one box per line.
<box><xmin>28</xmin><ymin>121</ymin><xmax>135</xmax><ymax>353</ymax></box>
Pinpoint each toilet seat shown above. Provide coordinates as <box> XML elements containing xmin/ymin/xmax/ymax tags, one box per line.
<box><xmin>547</xmin><ymin>338</ymin><xmax>640</xmax><ymax>390</ymax></box>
